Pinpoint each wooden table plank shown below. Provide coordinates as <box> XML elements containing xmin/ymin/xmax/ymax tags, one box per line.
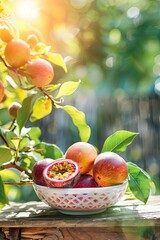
<box><xmin>0</xmin><ymin>195</ymin><xmax>160</xmax><ymax>240</ymax></box>
<box><xmin>0</xmin><ymin>195</ymin><xmax>159</xmax><ymax>228</ymax></box>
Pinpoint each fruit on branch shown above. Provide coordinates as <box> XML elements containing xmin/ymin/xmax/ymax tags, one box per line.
<box><xmin>93</xmin><ymin>152</ymin><xmax>128</xmax><ymax>187</ymax></box>
<box><xmin>43</xmin><ymin>158</ymin><xmax>80</xmax><ymax>188</ymax></box>
<box><xmin>0</xmin><ymin>26</ymin><xmax>13</xmax><ymax>43</ymax></box>
<box><xmin>65</xmin><ymin>142</ymin><xmax>97</xmax><ymax>175</ymax></box>
<box><xmin>26</xmin><ymin>34</ymin><xmax>38</xmax><ymax>48</ymax></box>
<box><xmin>74</xmin><ymin>174</ymin><xmax>98</xmax><ymax>188</ymax></box>
<box><xmin>4</xmin><ymin>39</ymin><xmax>31</xmax><ymax>68</ymax></box>
<box><xmin>8</xmin><ymin>102</ymin><xmax>22</xmax><ymax>119</ymax></box>
<box><xmin>0</xmin><ymin>80</ymin><xmax>5</xmax><ymax>102</ymax></box>
<box><xmin>32</xmin><ymin>158</ymin><xmax>54</xmax><ymax>186</ymax></box>
<box><xmin>26</xmin><ymin>58</ymin><xmax>54</xmax><ymax>87</ymax></box>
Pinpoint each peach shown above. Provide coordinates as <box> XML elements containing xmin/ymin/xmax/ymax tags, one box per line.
<box><xmin>26</xmin><ymin>58</ymin><xmax>54</xmax><ymax>87</ymax></box>
<box><xmin>4</xmin><ymin>39</ymin><xmax>31</xmax><ymax>68</ymax></box>
<box><xmin>93</xmin><ymin>152</ymin><xmax>128</xmax><ymax>187</ymax></box>
<box><xmin>65</xmin><ymin>142</ymin><xmax>97</xmax><ymax>175</ymax></box>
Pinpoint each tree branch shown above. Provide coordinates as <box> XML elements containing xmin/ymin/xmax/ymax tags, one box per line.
<box><xmin>0</xmin><ymin>162</ymin><xmax>33</xmax><ymax>179</ymax></box>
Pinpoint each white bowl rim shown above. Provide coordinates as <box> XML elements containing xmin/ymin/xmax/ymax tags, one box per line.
<box><xmin>33</xmin><ymin>180</ymin><xmax>128</xmax><ymax>193</ymax></box>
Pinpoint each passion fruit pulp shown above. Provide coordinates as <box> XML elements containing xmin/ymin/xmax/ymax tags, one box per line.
<box><xmin>43</xmin><ymin>158</ymin><xmax>80</xmax><ymax>188</ymax></box>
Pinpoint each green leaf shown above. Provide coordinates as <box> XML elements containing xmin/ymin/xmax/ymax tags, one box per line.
<box><xmin>0</xmin><ymin>128</ymin><xmax>17</xmax><ymax>149</ymax></box>
<box><xmin>55</xmin><ymin>80</ymin><xmax>81</xmax><ymax>99</ymax></box>
<box><xmin>57</xmin><ymin>105</ymin><xmax>91</xmax><ymax>142</ymax></box>
<box><xmin>128</xmin><ymin>162</ymin><xmax>151</xmax><ymax>204</ymax></box>
<box><xmin>28</xmin><ymin>127</ymin><xmax>41</xmax><ymax>145</ymax></box>
<box><xmin>0</xmin><ymin>147</ymin><xmax>12</xmax><ymax>165</ymax></box>
<box><xmin>30</xmin><ymin>97</ymin><xmax>52</xmax><ymax>122</ymax></box>
<box><xmin>17</xmin><ymin>94</ymin><xmax>36</xmax><ymax>133</ymax></box>
<box><xmin>102</xmin><ymin>130</ymin><xmax>139</xmax><ymax>153</ymax></box>
<box><xmin>0</xmin><ymin>108</ymin><xmax>11</xmax><ymax>125</ymax></box>
<box><xmin>0</xmin><ymin>175</ymin><xmax>8</xmax><ymax>206</ymax></box>
<box><xmin>43</xmin><ymin>83</ymin><xmax>61</xmax><ymax>92</ymax></box>
<box><xmin>20</xmin><ymin>154</ymin><xmax>36</xmax><ymax>171</ymax></box>
<box><xmin>0</xmin><ymin>169</ymin><xmax>20</xmax><ymax>182</ymax></box>
<box><xmin>45</xmin><ymin>52</ymin><xmax>67</xmax><ymax>72</ymax></box>
<box><xmin>19</xmin><ymin>137</ymin><xmax>30</xmax><ymax>151</ymax></box>
<box><xmin>35</xmin><ymin>142</ymin><xmax>63</xmax><ymax>159</ymax></box>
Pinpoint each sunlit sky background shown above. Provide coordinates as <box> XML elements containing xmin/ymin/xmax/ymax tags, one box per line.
<box><xmin>6</xmin><ymin>0</ymin><xmax>82</xmax><ymax>53</ymax></box>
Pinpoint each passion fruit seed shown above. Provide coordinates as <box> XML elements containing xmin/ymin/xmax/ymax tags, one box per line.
<box><xmin>49</xmin><ymin>162</ymin><xmax>75</xmax><ymax>180</ymax></box>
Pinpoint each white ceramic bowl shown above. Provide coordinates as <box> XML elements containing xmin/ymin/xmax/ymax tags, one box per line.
<box><xmin>33</xmin><ymin>181</ymin><xmax>128</xmax><ymax>215</ymax></box>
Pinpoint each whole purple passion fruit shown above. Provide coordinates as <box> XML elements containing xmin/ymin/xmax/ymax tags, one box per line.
<box><xmin>74</xmin><ymin>174</ymin><xmax>98</xmax><ymax>188</ymax></box>
<box><xmin>32</xmin><ymin>158</ymin><xmax>54</xmax><ymax>186</ymax></box>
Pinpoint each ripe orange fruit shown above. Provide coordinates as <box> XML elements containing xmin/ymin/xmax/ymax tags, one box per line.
<box><xmin>26</xmin><ymin>34</ymin><xmax>38</xmax><ymax>47</ymax></box>
<box><xmin>93</xmin><ymin>152</ymin><xmax>128</xmax><ymax>187</ymax></box>
<box><xmin>0</xmin><ymin>26</ymin><xmax>13</xmax><ymax>43</ymax></box>
<box><xmin>65</xmin><ymin>142</ymin><xmax>97</xmax><ymax>175</ymax></box>
<box><xmin>0</xmin><ymin>81</ymin><xmax>5</xmax><ymax>102</ymax></box>
<box><xmin>4</xmin><ymin>39</ymin><xmax>31</xmax><ymax>68</ymax></box>
<box><xmin>26</xmin><ymin>59</ymin><xmax>54</xmax><ymax>87</ymax></box>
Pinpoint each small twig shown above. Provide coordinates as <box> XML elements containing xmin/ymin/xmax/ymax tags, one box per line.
<box><xmin>0</xmin><ymin>56</ymin><xmax>23</xmax><ymax>86</ymax></box>
<box><xmin>0</xmin><ymin>56</ymin><xmax>33</xmax><ymax>90</ymax></box>
<box><xmin>0</xmin><ymin>132</ymin><xmax>10</xmax><ymax>149</ymax></box>
<box><xmin>4</xmin><ymin>181</ymin><xmax>32</xmax><ymax>186</ymax></box>
<box><xmin>20</xmin><ymin>85</ymin><xmax>35</xmax><ymax>91</ymax></box>
<box><xmin>38</xmin><ymin>87</ymin><xmax>56</xmax><ymax>107</ymax></box>
<box><xmin>0</xmin><ymin>56</ymin><xmax>13</xmax><ymax>71</ymax></box>
<box><xmin>0</xmin><ymin>162</ymin><xmax>33</xmax><ymax>179</ymax></box>
<box><xmin>9</xmin><ymin>119</ymin><xmax>16</xmax><ymax>131</ymax></box>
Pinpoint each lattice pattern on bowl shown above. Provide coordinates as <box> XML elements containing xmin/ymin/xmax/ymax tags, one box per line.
<box><xmin>33</xmin><ymin>181</ymin><xmax>128</xmax><ymax>211</ymax></box>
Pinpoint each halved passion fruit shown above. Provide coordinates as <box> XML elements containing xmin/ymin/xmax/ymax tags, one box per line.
<box><xmin>43</xmin><ymin>158</ymin><xmax>80</xmax><ymax>188</ymax></box>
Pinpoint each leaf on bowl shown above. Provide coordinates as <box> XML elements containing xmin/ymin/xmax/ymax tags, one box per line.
<box><xmin>128</xmin><ymin>162</ymin><xmax>153</xmax><ymax>204</ymax></box>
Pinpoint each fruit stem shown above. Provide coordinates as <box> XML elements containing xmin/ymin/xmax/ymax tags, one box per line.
<box><xmin>38</xmin><ymin>87</ymin><xmax>56</xmax><ymax>107</ymax></box>
<box><xmin>0</xmin><ymin>131</ymin><xmax>16</xmax><ymax>151</ymax></box>
<box><xmin>0</xmin><ymin>56</ymin><xmax>34</xmax><ymax>90</ymax></box>
<box><xmin>9</xmin><ymin>119</ymin><xmax>16</xmax><ymax>131</ymax></box>
<box><xmin>0</xmin><ymin>132</ymin><xmax>10</xmax><ymax>148</ymax></box>
<box><xmin>0</xmin><ymin>56</ymin><xmax>23</xmax><ymax>84</ymax></box>
<box><xmin>0</xmin><ymin>56</ymin><xmax>13</xmax><ymax>70</ymax></box>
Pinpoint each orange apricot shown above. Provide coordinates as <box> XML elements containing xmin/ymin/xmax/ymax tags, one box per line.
<box><xmin>4</xmin><ymin>39</ymin><xmax>31</xmax><ymax>68</ymax></box>
<box><xmin>26</xmin><ymin>58</ymin><xmax>54</xmax><ymax>87</ymax></box>
<box><xmin>65</xmin><ymin>142</ymin><xmax>97</xmax><ymax>175</ymax></box>
<box><xmin>0</xmin><ymin>26</ymin><xmax>13</xmax><ymax>43</ymax></box>
<box><xmin>0</xmin><ymin>81</ymin><xmax>5</xmax><ymax>102</ymax></box>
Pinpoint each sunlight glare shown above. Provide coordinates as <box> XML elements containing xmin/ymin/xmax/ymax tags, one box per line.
<box><xmin>16</xmin><ymin>0</ymin><xmax>38</xmax><ymax>19</ymax></box>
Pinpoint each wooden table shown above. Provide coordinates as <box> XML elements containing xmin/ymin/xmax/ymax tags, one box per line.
<box><xmin>0</xmin><ymin>195</ymin><xmax>159</xmax><ymax>240</ymax></box>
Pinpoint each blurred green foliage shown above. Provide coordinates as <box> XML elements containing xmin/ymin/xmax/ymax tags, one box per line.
<box><xmin>9</xmin><ymin>0</ymin><xmax>160</xmax><ymax>95</ymax></box>
<box><xmin>54</xmin><ymin>0</ymin><xmax>160</xmax><ymax>96</ymax></box>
